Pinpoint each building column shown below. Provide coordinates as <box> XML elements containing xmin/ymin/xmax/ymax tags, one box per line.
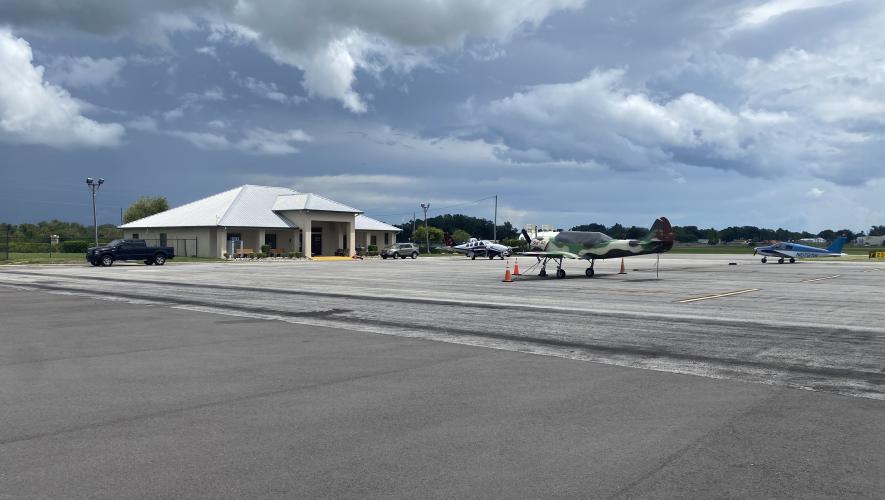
<box><xmin>257</xmin><ymin>229</ymin><xmax>266</xmax><ymax>252</ymax></box>
<box><xmin>217</xmin><ymin>228</ymin><xmax>227</xmax><ymax>258</ymax></box>
<box><xmin>347</xmin><ymin>220</ymin><xmax>356</xmax><ymax>257</ymax></box>
<box><xmin>302</xmin><ymin>218</ymin><xmax>312</xmax><ymax>258</ymax></box>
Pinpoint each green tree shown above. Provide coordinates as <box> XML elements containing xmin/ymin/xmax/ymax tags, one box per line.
<box><xmin>413</xmin><ymin>226</ymin><xmax>444</xmax><ymax>243</ymax></box>
<box><xmin>124</xmin><ymin>196</ymin><xmax>170</xmax><ymax>223</ymax></box>
<box><xmin>451</xmin><ymin>229</ymin><xmax>471</xmax><ymax>244</ymax></box>
<box><xmin>869</xmin><ymin>225</ymin><xmax>885</xmax><ymax>236</ymax></box>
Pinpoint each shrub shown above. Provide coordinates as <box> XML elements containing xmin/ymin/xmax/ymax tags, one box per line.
<box><xmin>367</xmin><ymin>245</ymin><xmax>378</xmax><ymax>252</ymax></box>
<box><xmin>255</xmin><ymin>252</ymin><xmax>266</xmax><ymax>259</ymax></box>
<box><xmin>290</xmin><ymin>251</ymin><xmax>303</xmax><ymax>258</ymax></box>
<box><xmin>223</xmin><ymin>252</ymin><xmax>229</xmax><ymax>259</ymax></box>
<box><xmin>366</xmin><ymin>250</ymin><xmax>379</xmax><ymax>256</ymax></box>
<box><xmin>61</xmin><ymin>240</ymin><xmax>89</xmax><ymax>253</ymax></box>
<box><xmin>261</xmin><ymin>244</ymin><xmax>271</xmax><ymax>254</ymax></box>
<box><xmin>9</xmin><ymin>242</ymin><xmax>48</xmax><ymax>253</ymax></box>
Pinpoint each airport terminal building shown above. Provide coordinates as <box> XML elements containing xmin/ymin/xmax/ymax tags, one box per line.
<box><xmin>119</xmin><ymin>185</ymin><xmax>401</xmax><ymax>258</ymax></box>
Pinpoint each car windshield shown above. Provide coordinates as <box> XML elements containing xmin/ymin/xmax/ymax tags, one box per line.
<box><xmin>107</xmin><ymin>239</ymin><xmax>124</xmax><ymax>246</ymax></box>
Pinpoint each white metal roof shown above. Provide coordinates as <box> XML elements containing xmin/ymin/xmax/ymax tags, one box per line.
<box><xmin>119</xmin><ymin>185</ymin><xmax>400</xmax><ymax>231</ymax></box>
<box><xmin>272</xmin><ymin>193</ymin><xmax>362</xmax><ymax>213</ymax></box>
<box><xmin>355</xmin><ymin>215</ymin><xmax>401</xmax><ymax>232</ymax></box>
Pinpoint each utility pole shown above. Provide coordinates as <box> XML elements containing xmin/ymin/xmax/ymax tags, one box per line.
<box><xmin>412</xmin><ymin>212</ymin><xmax>416</xmax><ymax>242</ymax></box>
<box><xmin>85</xmin><ymin>178</ymin><xmax>105</xmax><ymax>246</ymax></box>
<box><xmin>420</xmin><ymin>203</ymin><xmax>430</xmax><ymax>254</ymax></box>
<box><xmin>493</xmin><ymin>194</ymin><xmax>498</xmax><ymax>242</ymax></box>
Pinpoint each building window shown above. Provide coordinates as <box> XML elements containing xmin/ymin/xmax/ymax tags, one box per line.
<box><xmin>370</xmin><ymin>235</ymin><xmax>377</xmax><ymax>246</ymax></box>
<box><xmin>384</xmin><ymin>233</ymin><xmax>390</xmax><ymax>245</ymax></box>
<box><xmin>159</xmin><ymin>233</ymin><xmax>167</xmax><ymax>246</ymax></box>
<box><xmin>132</xmin><ymin>233</ymin><xmax>139</xmax><ymax>239</ymax></box>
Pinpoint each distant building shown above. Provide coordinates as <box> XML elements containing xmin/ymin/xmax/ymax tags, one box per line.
<box><xmin>857</xmin><ymin>235</ymin><xmax>885</xmax><ymax>246</ymax></box>
<box><xmin>119</xmin><ymin>185</ymin><xmax>400</xmax><ymax>258</ymax></box>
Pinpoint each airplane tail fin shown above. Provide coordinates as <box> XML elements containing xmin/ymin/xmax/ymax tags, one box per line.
<box><xmin>826</xmin><ymin>235</ymin><xmax>847</xmax><ymax>253</ymax></box>
<box><xmin>642</xmin><ymin>217</ymin><xmax>674</xmax><ymax>243</ymax></box>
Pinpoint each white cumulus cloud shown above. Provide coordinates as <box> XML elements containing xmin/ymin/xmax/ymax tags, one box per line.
<box><xmin>0</xmin><ymin>30</ymin><xmax>124</xmax><ymax>148</ymax></box>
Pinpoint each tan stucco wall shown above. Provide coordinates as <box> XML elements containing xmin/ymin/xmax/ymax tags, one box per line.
<box><xmin>122</xmin><ymin>227</ymin><xmax>213</xmax><ymax>257</ymax></box>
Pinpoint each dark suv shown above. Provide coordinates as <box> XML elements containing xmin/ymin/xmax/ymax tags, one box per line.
<box><xmin>381</xmin><ymin>243</ymin><xmax>419</xmax><ymax>259</ymax></box>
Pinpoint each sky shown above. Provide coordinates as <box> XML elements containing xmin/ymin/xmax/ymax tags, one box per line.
<box><xmin>1</xmin><ymin>0</ymin><xmax>883</xmax><ymax>232</ymax></box>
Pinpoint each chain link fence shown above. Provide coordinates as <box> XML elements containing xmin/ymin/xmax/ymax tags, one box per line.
<box><xmin>1</xmin><ymin>234</ymin><xmax>199</xmax><ymax>260</ymax></box>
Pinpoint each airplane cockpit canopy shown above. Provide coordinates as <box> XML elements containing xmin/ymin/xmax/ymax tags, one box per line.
<box><xmin>554</xmin><ymin>231</ymin><xmax>613</xmax><ymax>247</ymax></box>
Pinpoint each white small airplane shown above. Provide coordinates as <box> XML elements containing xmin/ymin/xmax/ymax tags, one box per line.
<box><xmin>452</xmin><ymin>238</ymin><xmax>512</xmax><ymax>260</ymax></box>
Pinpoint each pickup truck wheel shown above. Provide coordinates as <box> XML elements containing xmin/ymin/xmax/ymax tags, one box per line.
<box><xmin>144</xmin><ymin>260</ymin><xmax>154</xmax><ymax>265</ymax></box>
<box><xmin>100</xmin><ymin>254</ymin><xmax>114</xmax><ymax>267</ymax></box>
<box><xmin>153</xmin><ymin>253</ymin><xmax>166</xmax><ymax>265</ymax></box>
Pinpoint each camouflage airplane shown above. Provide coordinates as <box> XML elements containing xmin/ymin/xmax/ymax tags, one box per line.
<box><xmin>518</xmin><ymin>217</ymin><xmax>674</xmax><ymax>278</ymax></box>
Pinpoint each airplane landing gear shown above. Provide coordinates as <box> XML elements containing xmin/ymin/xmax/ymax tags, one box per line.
<box><xmin>536</xmin><ymin>255</ymin><xmax>564</xmax><ymax>278</ymax></box>
<box><xmin>778</xmin><ymin>258</ymin><xmax>784</xmax><ymax>264</ymax></box>
<box><xmin>789</xmin><ymin>257</ymin><xmax>795</xmax><ymax>263</ymax></box>
<box><xmin>761</xmin><ymin>257</ymin><xmax>767</xmax><ymax>263</ymax></box>
<box><xmin>585</xmin><ymin>259</ymin><xmax>596</xmax><ymax>278</ymax></box>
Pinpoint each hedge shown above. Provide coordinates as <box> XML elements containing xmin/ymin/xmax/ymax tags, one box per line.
<box><xmin>61</xmin><ymin>241</ymin><xmax>90</xmax><ymax>253</ymax></box>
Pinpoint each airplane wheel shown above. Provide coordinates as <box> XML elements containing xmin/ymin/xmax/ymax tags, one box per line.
<box><xmin>539</xmin><ymin>269</ymin><xmax>547</xmax><ymax>277</ymax></box>
<box><xmin>778</xmin><ymin>258</ymin><xmax>784</xmax><ymax>264</ymax></box>
<box><xmin>488</xmin><ymin>254</ymin><xmax>495</xmax><ymax>260</ymax></box>
<box><xmin>585</xmin><ymin>268</ymin><xmax>594</xmax><ymax>278</ymax></box>
<box><xmin>789</xmin><ymin>258</ymin><xmax>795</xmax><ymax>263</ymax></box>
<box><xmin>761</xmin><ymin>257</ymin><xmax>767</xmax><ymax>263</ymax></box>
<box><xmin>556</xmin><ymin>269</ymin><xmax>566</xmax><ymax>279</ymax></box>
<box><xmin>468</xmin><ymin>251</ymin><xmax>474</xmax><ymax>260</ymax></box>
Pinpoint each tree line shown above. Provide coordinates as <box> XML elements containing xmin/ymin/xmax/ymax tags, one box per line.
<box><xmin>395</xmin><ymin>214</ymin><xmax>884</xmax><ymax>246</ymax></box>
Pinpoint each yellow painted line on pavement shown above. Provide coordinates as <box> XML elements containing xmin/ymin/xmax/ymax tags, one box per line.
<box><xmin>678</xmin><ymin>288</ymin><xmax>760</xmax><ymax>303</ymax></box>
<box><xmin>801</xmin><ymin>275</ymin><xmax>841</xmax><ymax>283</ymax></box>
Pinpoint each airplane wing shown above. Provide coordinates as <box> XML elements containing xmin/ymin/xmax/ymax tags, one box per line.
<box><xmin>518</xmin><ymin>251</ymin><xmax>581</xmax><ymax>259</ymax></box>
<box><xmin>761</xmin><ymin>249</ymin><xmax>793</xmax><ymax>258</ymax></box>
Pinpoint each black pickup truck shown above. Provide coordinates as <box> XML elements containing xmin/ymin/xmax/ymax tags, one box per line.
<box><xmin>87</xmin><ymin>239</ymin><xmax>175</xmax><ymax>267</ymax></box>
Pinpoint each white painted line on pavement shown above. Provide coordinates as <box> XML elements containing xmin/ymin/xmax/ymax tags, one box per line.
<box><xmin>678</xmin><ymin>288</ymin><xmax>761</xmax><ymax>303</ymax></box>
<box><xmin>801</xmin><ymin>275</ymin><xmax>841</xmax><ymax>283</ymax></box>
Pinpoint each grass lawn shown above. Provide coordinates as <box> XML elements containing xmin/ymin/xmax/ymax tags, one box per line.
<box><xmin>1</xmin><ymin>253</ymin><xmax>226</xmax><ymax>265</ymax></box>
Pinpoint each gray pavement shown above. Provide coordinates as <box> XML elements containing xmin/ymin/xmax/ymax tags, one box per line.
<box><xmin>2</xmin><ymin>254</ymin><xmax>884</xmax><ymax>399</ymax></box>
<box><xmin>1</xmin><ymin>288</ymin><xmax>883</xmax><ymax>498</ymax></box>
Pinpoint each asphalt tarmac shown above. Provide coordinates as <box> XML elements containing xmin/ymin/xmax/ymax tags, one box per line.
<box><xmin>1</xmin><ymin>255</ymin><xmax>883</xmax><ymax>497</ymax></box>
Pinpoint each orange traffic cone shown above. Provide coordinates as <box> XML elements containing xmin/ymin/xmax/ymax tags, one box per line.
<box><xmin>513</xmin><ymin>257</ymin><xmax>520</xmax><ymax>276</ymax></box>
<box><xmin>618</xmin><ymin>258</ymin><xmax>627</xmax><ymax>274</ymax></box>
<box><xmin>502</xmin><ymin>259</ymin><xmax>513</xmax><ymax>282</ymax></box>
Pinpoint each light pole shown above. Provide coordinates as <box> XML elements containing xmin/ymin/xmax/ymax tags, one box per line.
<box><xmin>86</xmin><ymin>177</ymin><xmax>104</xmax><ymax>246</ymax></box>
<box><xmin>420</xmin><ymin>203</ymin><xmax>430</xmax><ymax>254</ymax></box>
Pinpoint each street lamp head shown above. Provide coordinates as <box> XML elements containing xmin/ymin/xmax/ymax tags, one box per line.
<box><xmin>97</xmin><ymin>178</ymin><xmax>105</xmax><ymax>185</ymax></box>
<box><xmin>86</xmin><ymin>177</ymin><xmax>94</xmax><ymax>185</ymax></box>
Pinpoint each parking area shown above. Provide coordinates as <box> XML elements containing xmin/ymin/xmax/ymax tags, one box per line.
<box><xmin>1</xmin><ymin>255</ymin><xmax>884</xmax><ymax>496</ymax></box>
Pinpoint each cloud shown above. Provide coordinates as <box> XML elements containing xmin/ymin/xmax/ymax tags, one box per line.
<box><xmin>194</xmin><ymin>45</ymin><xmax>218</xmax><ymax>60</ymax></box>
<box><xmin>165</xmin><ymin>126</ymin><xmax>312</xmax><ymax>155</ymax></box>
<box><xmin>0</xmin><ymin>30</ymin><xmax>124</xmax><ymax>148</ymax></box>
<box><xmin>0</xmin><ymin>0</ymin><xmax>584</xmax><ymax>111</ymax></box>
<box><xmin>44</xmin><ymin>55</ymin><xmax>126</xmax><ymax>88</ymax></box>
<box><xmin>162</xmin><ymin>86</ymin><xmax>226</xmax><ymax>121</ymax></box>
<box><xmin>807</xmin><ymin>187</ymin><xmax>824</xmax><ymax>198</ymax></box>
<box><xmin>230</xmin><ymin>72</ymin><xmax>304</xmax><ymax>104</ymax></box>
<box><xmin>235</xmin><ymin>128</ymin><xmax>313</xmax><ymax>155</ymax></box>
